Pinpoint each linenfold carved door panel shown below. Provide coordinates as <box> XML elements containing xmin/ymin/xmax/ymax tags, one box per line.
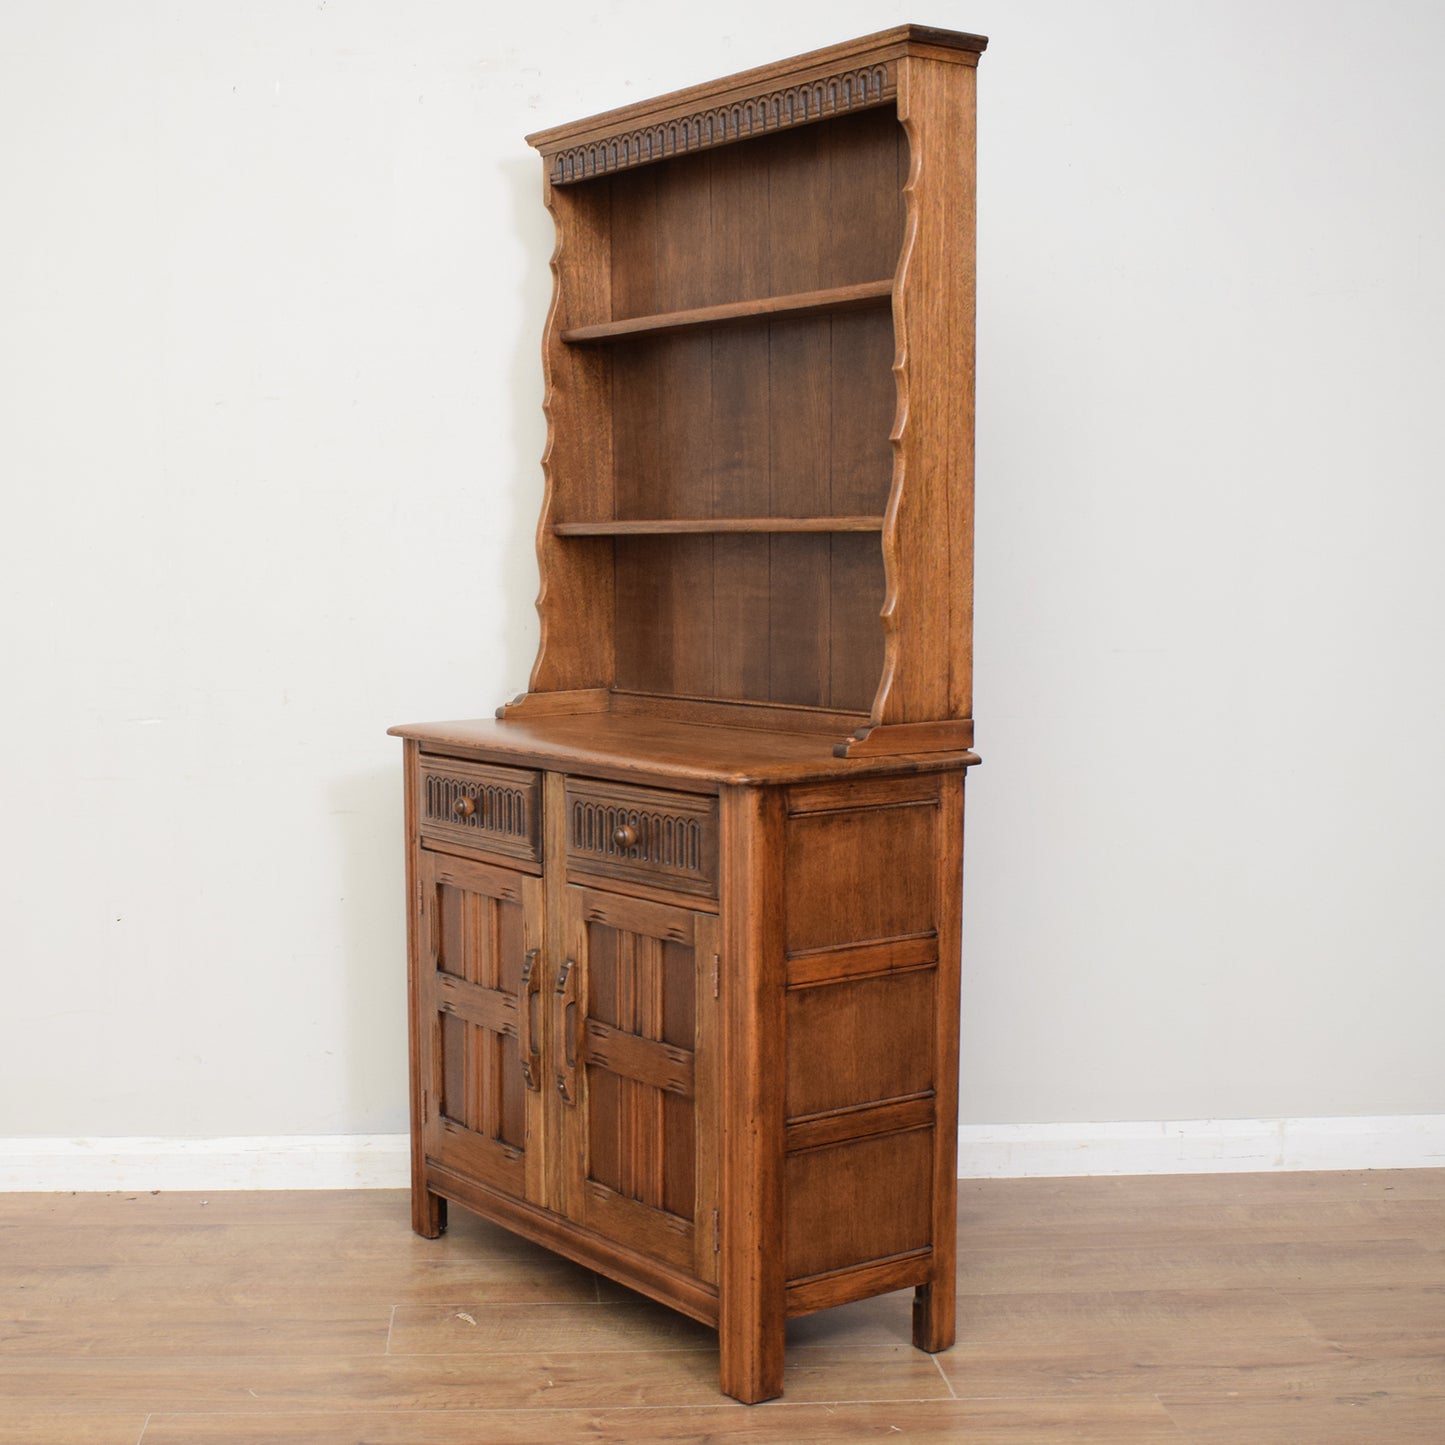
<box><xmin>419</xmin><ymin>851</ymin><xmax>546</xmax><ymax>1206</ymax></box>
<box><xmin>559</xmin><ymin>884</ymin><xmax>720</xmax><ymax>1284</ymax></box>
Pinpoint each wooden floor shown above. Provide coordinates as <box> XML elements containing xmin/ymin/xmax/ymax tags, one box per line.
<box><xmin>1</xmin><ymin>1171</ymin><xmax>1442</xmax><ymax>1443</ymax></box>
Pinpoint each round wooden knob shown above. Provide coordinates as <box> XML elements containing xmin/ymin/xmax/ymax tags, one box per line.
<box><xmin>452</xmin><ymin>795</ymin><xmax>477</xmax><ymax>819</ymax></box>
<box><xmin>612</xmin><ymin>823</ymin><xmax>638</xmax><ymax>849</ymax></box>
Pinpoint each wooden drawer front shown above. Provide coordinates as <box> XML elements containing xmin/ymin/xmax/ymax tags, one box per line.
<box><xmin>565</xmin><ymin>780</ymin><xmax>718</xmax><ymax>898</ymax></box>
<box><xmin>419</xmin><ymin>758</ymin><xmax>541</xmax><ymax>863</ymax></box>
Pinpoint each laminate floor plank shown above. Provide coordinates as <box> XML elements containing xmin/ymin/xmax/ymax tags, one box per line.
<box><xmin>1276</xmin><ymin>1284</ymin><xmax>1445</xmax><ymax>1354</ymax></box>
<box><xmin>0</xmin><ymin>1253</ymin><xmax>602</xmax><ymax>1310</ymax></box>
<box><xmin>955</xmin><ymin>1238</ymin><xmax>1445</xmax><ymax>1295</ymax></box>
<box><xmin>785</xmin><ymin>1288</ymin><xmax>916</xmax><ymax>1346</ymax></box>
<box><xmin>780</xmin><ymin>1344</ymin><xmax>954</xmax><ymax>1401</ymax></box>
<box><xmin>0</xmin><ymin>1191</ymin><xmax>541</xmax><ymax>1267</ymax></box>
<box><xmin>1159</xmin><ymin>1390</ymin><xmax>1445</xmax><ymax>1442</ymax></box>
<box><xmin>388</xmin><ymin>1299</ymin><xmax>714</xmax><ymax>1354</ymax></box>
<box><xmin>0</xmin><ymin>1220</ymin><xmax>549</xmax><ymax>1268</ymax></box>
<box><xmin>955</xmin><ymin>1173</ymin><xmax>1445</xmax><ymax>1255</ymax></box>
<box><xmin>137</xmin><ymin>1396</ymin><xmax>1188</xmax><ymax>1444</ymax></box>
<box><xmin>954</xmin><ymin>1285</ymin><xmax>1328</xmax><ymax>1347</ymax></box>
<box><xmin>0</xmin><ymin>1352</ymin><xmax>716</xmax><ymax>1414</ymax></box>
<box><xmin>0</xmin><ymin>1416</ymin><xmax>145</xmax><ymax>1445</ymax></box>
<box><xmin>959</xmin><ymin>1199</ymin><xmax>1444</xmax><ymax>1250</ymax></box>
<box><xmin>962</xmin><ymin>1170</ymin><xmax>1445</xmax><ymax>1209</ymax></box>
<box><xmin>0</xmin><ymin>1310</ymin><xmax>388</xmax><ymax>1358</ymax></box>
<box><xmin>0</xmin><ymin>1189</ymin><xmax>397</xmax><ymax>1223</ymax></box>
<box><xmin>0</xmin><ymin>1344</ymin><xmax>947</xmax><ymax>1413</ymax></box>
<box><xmin>938</xmin><ymin>1343</ymin><xmax>1445</xmax><ymax>1400</ymax></box>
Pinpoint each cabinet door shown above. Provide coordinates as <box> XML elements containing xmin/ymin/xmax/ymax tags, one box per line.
<box><xmin>558</xmin><ymin>885</ymin><xmax>720</xmax><ymax>1284</ymax></box>
<box><xmin>418</xmin><ymin>851</ymin><xmax>545</xmax><ymax>1206</ymax></box>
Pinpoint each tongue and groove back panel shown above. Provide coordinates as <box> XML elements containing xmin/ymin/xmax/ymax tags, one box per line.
<box><xmin>540</xmin><ymin>108</ymin><xmax>907</xmax><ymax>717</ymax></box>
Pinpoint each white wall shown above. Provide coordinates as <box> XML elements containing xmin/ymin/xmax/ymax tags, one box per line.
<box><xmin>965</xmin><ymin>0</ymin><xmax>1445</xmax><ymax>1124</ymax></box>
<box><xmin>2</xmin><ymin>0</ymin><xmax>1442</xmax><ymax>1147</ymax></box>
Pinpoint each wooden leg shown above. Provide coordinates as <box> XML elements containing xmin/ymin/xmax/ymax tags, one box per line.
<box><xmin>718</xmin><ymin>1303</ymin><xmax>786</xmax><ymax>1405</ymax></box>
<box><xmin>412</xmin><ymin>1185</ymin><xmax>447</xmax><ymax>1239</ymax></box>
<box><xmin>912</xmin><ymin>1275</ymin><xmax>956</xmax><ymax>1353</ymax></box>
<box><xmin>915</xmin><ymin>773</ymin><xmax>964</xmax><ymax>1356</ymax></box>
<box><xmin>402</xmin><ymin>741</ymin><xmax>446</xmax><ymax>1243</ymax></box>
<box><xmin>718</xmin><ymin>785</ymin><xmax>788</xmax><ymax>1405</ymax></box>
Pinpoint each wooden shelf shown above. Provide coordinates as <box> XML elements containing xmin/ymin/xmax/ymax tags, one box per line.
<box><xmin>552</xmin><ymin>516</ymin><xmax>885</xmax><ymax>537</ymax></box>
<box><xmin>559</xmin><ymin>280</ymin><xmax>893</xmax><ymax>345</ymax></box>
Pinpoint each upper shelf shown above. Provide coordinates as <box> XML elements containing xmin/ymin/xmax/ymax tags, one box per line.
<box><xmin>553</xmin><ymin>516</ymin><xmax>885</xmax><ymax>537</ymax></box>
<box><xmin>560</xmin><ymin>280</ymin><xmax>892</xmax><ymax>345</ymax></box>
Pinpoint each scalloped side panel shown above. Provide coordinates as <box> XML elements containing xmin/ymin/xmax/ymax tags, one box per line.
<box><xmin>872</xmin><ymin>85</ymin><xmax>923</xmax><ymax>728</ymax></box>
<box><xmin>526</xmin><ymin>181</ymin><xmax>616</xmax><ymax>695</ymax></box>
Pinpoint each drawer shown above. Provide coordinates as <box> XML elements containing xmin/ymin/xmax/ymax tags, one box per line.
<box><xmin>418</xmin><ymin>756</ymin><xmax>541</xmax><ymax>864</ymax></box>
<box><xmin>565</xmin><ymin>779</ymin><xmax>718</xmax><ymax>898</ymax></box>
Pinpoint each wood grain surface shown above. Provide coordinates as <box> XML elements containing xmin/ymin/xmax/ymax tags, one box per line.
<box><xmin>388</xmin><ymin>713</ymin><xmax>978</xmax><ymax>786</ymax></box>
<box><xmin>515</xmin><ymin>28</ymin><xmax>981</xmax><ymax>755</ymax></box>
<box><xmin>2</xmin><ymin>1171</ymin><xmax>1441</xmax><ymax>1441</ymax></box>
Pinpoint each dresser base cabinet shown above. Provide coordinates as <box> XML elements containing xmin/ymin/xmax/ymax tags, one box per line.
<box><xmin>395</xmin><ymin>728</ymin><xmax>972</xmax><ymax>1403</ymax></box>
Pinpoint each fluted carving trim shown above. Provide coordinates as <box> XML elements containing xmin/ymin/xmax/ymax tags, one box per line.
<box><xmin>547</xmin><ymin>62</ymin><xmax>896</xmax><ymax>184</ymax></box>
<box><xmin>417</xmin><ymin>762</ymin><xmax>542</xmax><ymax>862</ymax></box>
<box><xmin>571</xmin><ymin>800</ymin><xmax>707</xmax><ymax>878</ymax></box>
<box><xmin>424</xmin><ymin>773</ymin><xmax>533</xmax><ymax>842</ymax></box>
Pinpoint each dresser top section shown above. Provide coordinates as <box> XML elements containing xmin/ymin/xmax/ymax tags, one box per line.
<box><xmin>388</xmin><ymin>714</ymin><xmax>977</xmax><ymax>788</ymax></box>
<box><xmin>525</xmin><ymin>24</ymin><xmax>987</xmax><ymax>185</ymax></box>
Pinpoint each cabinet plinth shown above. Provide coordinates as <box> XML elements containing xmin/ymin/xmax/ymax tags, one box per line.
<box><xmin>391</xmin><ymin>23</ymin><xmax>985</xmax><ymax>1405</ymax></box>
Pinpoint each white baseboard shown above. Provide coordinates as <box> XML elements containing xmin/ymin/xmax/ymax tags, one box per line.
<box><xmin>3</xmin><ymin>1116</ymin><xmax>1443</xmax><ymax>1191</ymax></box>
<box><xmin>957</xmin><ymin>1114</ymin><xmax>1445</xmax><ymax>1178</ymax></box>
<box><xmin>0</xmin><ymin>1134</ymin><xmax>411</xmax><ymax>1192</ymax></box>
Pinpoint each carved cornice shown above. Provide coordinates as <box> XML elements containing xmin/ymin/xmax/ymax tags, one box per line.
<box><xmin>546</xmin><ymin>61</ymin><xmax>896</xmax><ymax>185</ymax></box>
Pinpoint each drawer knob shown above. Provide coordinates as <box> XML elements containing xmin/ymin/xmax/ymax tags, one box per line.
<box><xmin>452</xmin><ymin>795</ymin><xmax>478</xmax><ymax>820</ymax></box>
<box><xmin>612</xmin><ymin>823</ymin><xmax>638</xmax><ymax>849</ymax></box>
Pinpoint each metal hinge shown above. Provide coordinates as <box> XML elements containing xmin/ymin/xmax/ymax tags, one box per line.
<box><xmin>712</xmin><ymin>1207</ymin><xmax>720</xmax><ymax>1254</ymax></box>
<box><xmin>421</xmin><ymin>1091</ymin><xmax>429</xmax><ymax>1125</ymax></box>
<box><xmin>712</xmin><ymin>952</ymin><xmax>720</xmax><ymax>999</ymax></box>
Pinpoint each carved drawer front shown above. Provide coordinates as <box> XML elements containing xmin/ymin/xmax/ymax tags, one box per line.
<box><xmin>418</xmin><ymin>756</ymin><xmax>541</xmax><ymax>863</ymax></box>
<box><xmin>565</xmin><ymin>779</ymin><xmax>718</xmax><ymax>898</ymax></box>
